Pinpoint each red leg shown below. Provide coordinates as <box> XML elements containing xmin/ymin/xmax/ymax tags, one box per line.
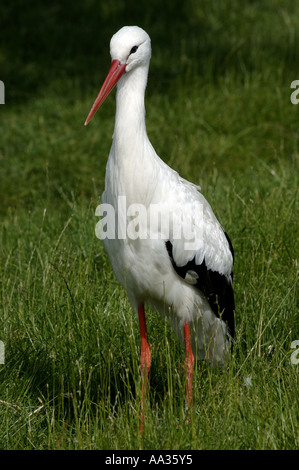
<box><xmin>183</xmin><ymin>320</ymin><xmax>194</xmax><ymax>410</ymax></box>
<box><xmin>138</xmin><ymin>304</ymin><xmax>151</xmax><ymax>430</ymax></box>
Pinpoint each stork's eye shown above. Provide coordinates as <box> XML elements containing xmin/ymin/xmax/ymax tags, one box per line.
<box><xmin>130</xmin><ymin>45</ymin><xmax>138</xmax><ymax>55</ymax></box>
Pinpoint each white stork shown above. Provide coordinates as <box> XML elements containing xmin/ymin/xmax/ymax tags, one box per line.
<box><xmin>85</xmin><ymin>26</ymin><xmax>235</xmax><ymax>422</ymax></box>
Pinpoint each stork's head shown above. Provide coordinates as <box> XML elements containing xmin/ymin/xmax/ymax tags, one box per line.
<box><xmin>85</xmin><ymin>26</ymin><xmax>151</xmax><ymax>125</ymax></box>
<box><xmin>110</xmin><ymin>26</ymin><xmax>151</xmax><ymax>73</ymax></box>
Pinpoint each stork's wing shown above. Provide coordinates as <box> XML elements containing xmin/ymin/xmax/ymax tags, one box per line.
<box><xmin>163</xmin><ymin>177</ymin><xmax>235</xmax><ymax>339</ymax></box>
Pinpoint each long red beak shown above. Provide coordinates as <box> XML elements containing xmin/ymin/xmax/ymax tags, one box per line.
<box><xmin>84</xmin><ymin>59</ymin><xmax>126</xmax><ymax>126</ymax></box>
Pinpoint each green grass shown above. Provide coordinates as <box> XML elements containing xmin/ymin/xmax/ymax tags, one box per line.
<box><xmin>0</xmin><ymin>0</ymin><xmax>298</xmax><ymax>449</ymax></box>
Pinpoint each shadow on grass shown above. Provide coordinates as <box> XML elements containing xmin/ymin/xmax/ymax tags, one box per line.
<box><xmin>1</xmin><ymin>0</ymin><xmax>297</xmax><ymax>104</ymax></box>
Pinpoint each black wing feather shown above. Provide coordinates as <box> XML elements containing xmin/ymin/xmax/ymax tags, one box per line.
<box><xmin>166</xmin><ymin>235</ymin><xmax>235</xmax><ymax>340</ymax></box>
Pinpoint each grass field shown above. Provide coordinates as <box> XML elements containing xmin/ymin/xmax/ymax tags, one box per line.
<box><xmin>0</xmin><ymin>0</ymin><xmax>298</xmax><ymax>450</ymax></box>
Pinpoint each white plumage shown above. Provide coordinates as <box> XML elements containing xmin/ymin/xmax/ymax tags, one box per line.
<box><xmin>85</xmin><ymin>26</ymin><xmax>235</xmax><ymax>414</ymax></box>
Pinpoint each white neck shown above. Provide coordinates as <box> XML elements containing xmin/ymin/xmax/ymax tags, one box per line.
<box><xmin>113</xmin><ymin>64</ymin><xmax>149</xmax><ymax>156</ymax></box>
<box><xmin>106</xmin><ymin>62</ymin><xmax>160</xmax><ymax>206</ymax></box>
